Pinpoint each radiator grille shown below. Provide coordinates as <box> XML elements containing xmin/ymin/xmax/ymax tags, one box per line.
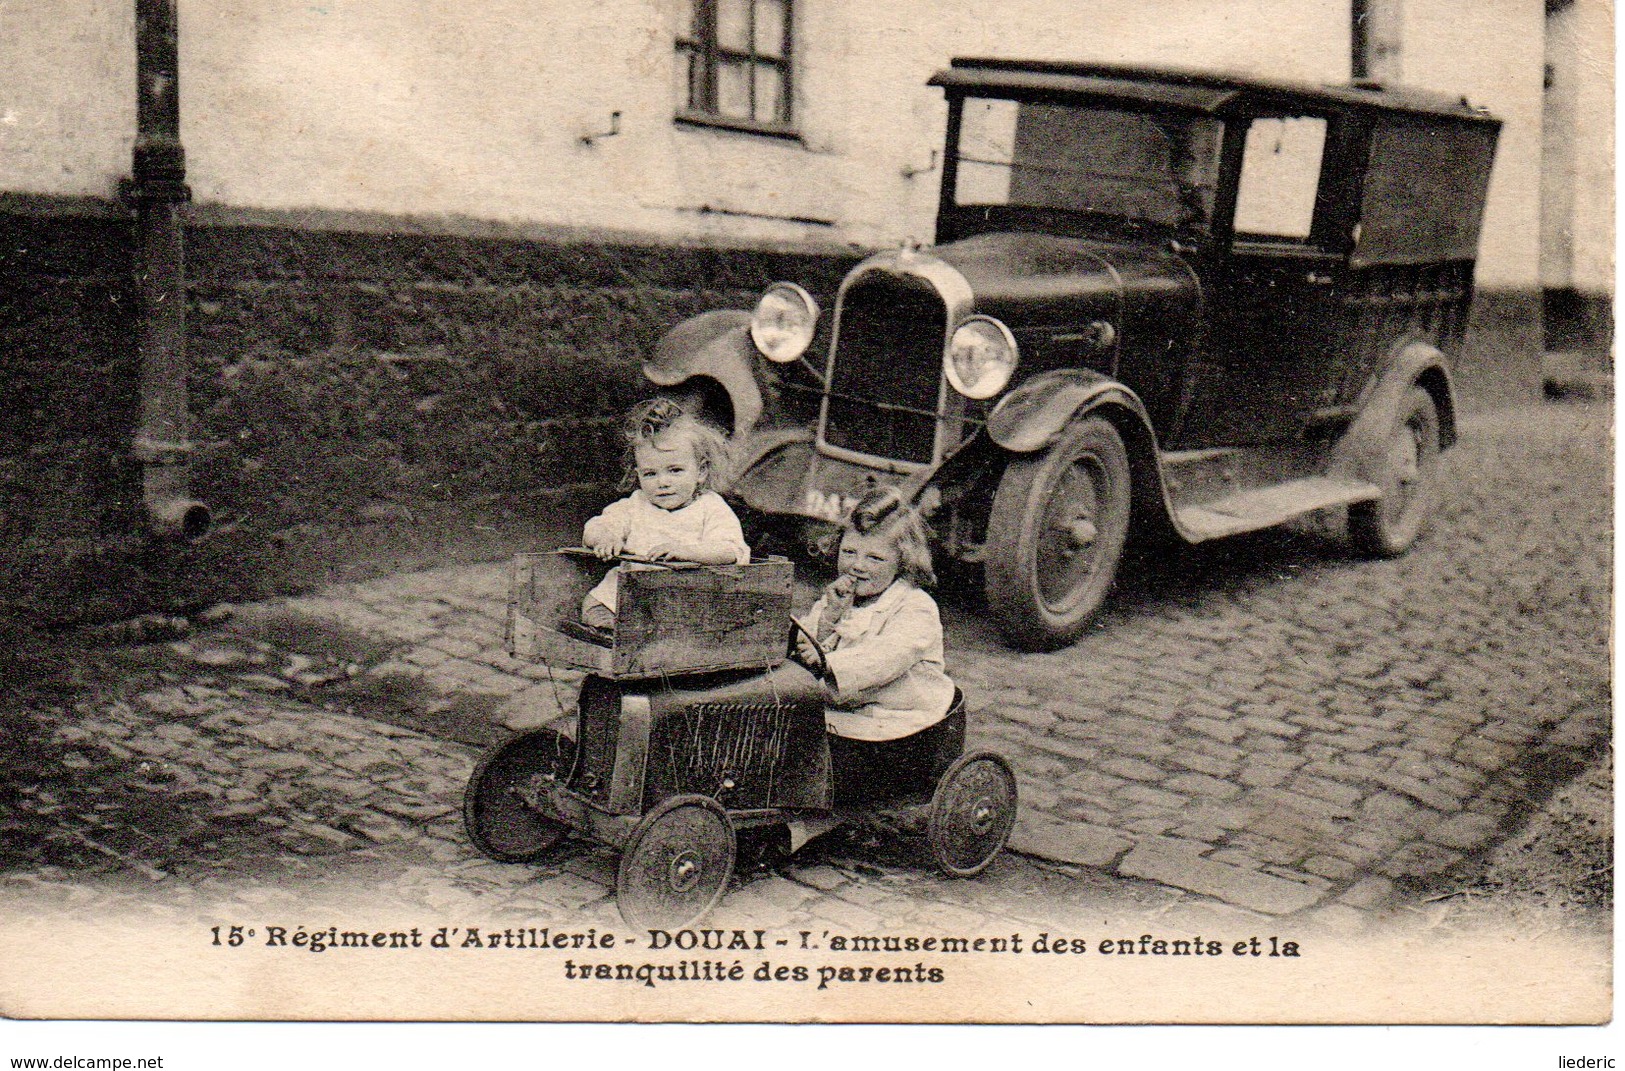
<box><xmin>823</xmin><ymin>271</ymin><xmax>947</xmax><ymax>464</ymax></box>
<box><xmin>651</xmin><ymin>701</ymin><xmax>794</xmax><ymax>809</ymax></box>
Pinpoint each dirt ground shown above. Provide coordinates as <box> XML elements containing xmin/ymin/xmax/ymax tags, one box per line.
<box><xmin>1446</xmin><ymin>750</ymin><xmax>1613</xmax><ymax>912</ymax></box>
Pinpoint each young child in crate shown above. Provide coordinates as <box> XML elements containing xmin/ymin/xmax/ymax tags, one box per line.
<box><xmin>794</xmin><ymin>488</ymin><xmax>958</xmax><ymax>802</ymax></box>
<box><xmin>579</xmin><ymin>398</ymin><xmax>750</xmax><ymax>632</ymax></box>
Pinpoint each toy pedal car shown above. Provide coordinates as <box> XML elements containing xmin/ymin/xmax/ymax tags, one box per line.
<box><xmin>463</xmin><ymin>550</ymin><xmax>1019</xmax><ymax>928</ymax></box>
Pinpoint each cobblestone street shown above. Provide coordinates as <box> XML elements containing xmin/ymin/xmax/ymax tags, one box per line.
<box><xmin>0</xmin><ymin>400</ymin><xmax>1609</xmax><ymax>936</ymax></box>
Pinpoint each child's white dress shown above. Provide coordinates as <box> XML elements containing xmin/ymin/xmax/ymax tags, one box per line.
<box><xmin>581</xmin><ymin>489</ymin><xmax>750</xmax><ymax>615</ymax></box>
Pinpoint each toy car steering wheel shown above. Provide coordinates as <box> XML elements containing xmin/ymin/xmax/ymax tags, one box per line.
<box><xmin>788</xmin><ymin>616</ymin><xmax>829</xmax><ymax>680</ymax></box>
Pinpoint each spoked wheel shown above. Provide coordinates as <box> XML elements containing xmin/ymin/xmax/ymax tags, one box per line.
<box><xmin>463</xmin><ymin>728</ymin><xmax>575</xmax><ymax>863</ymax></box>
<box><xmin>1348</xmin><ymin>386</ymin><xmax>1441</xmax><ymax>557</ymax></box>
<box><xmin>927</xmin><ymin>751</ymin><xmax>1018</xmax><ymax>878</ymax></box>
<box><xmin>616</xmin><ymin>795</ymin><xmax>737</xmax><ymax>930</ymax></box>
<box><xmin>984</xmin><ymin>416</ymin><xmax>1132</xmax><ymax>650</ymax></box>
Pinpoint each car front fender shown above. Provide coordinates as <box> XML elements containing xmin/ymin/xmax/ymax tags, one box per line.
<box><xmin>986</xmin><ymin>369</ymin><xmax>1152</xmax><ymax>453</ymax></box>
<box><xmin>1331</xmin><ymin>340</ymin><xmax>1458</xmax><ymax>485</ymax></box>
<box><xmin>642</xmin><ymin>309</ymin><xmax>764</xmax><ymax>438</ymax></box>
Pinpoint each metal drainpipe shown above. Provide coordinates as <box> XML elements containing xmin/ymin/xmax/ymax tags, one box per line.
<box><xmin>1351</xmin><ymin>0</ymin><xmax>1404</xmax><ymax>84</ymax></box>
<box><xmin>123</xmin><ymin>0</ymin><xmax>209</xmax><ymax>541</ymax></box>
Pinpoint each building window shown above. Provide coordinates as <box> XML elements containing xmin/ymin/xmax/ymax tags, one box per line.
<box><xmin>677</xmin><ymin>0</ymin><xmax>794</xmax><ymax>135</ymax></box>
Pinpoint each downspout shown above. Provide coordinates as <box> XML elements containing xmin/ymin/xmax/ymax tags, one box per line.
<box><xmin>1351</xmin><ymin>0</ymin><xmax>1404</xmax><ymax>83</ymax></box>
<box><xmin>123</xmin><ymin>0</ymin><xmax>209</xmax><ymax>540</ymax></box>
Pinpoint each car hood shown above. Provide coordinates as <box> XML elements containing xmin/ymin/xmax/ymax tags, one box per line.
<box><xmin>928</xmin><ymin>231</ymin><xmax>1199</xmax><ymax>328</ymax></box>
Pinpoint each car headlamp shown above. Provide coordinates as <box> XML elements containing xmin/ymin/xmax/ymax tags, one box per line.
<box><xmin>945</xmin><ymin>316</ymin><xmax>1019</xmax><ymax>400</ymax></box>
<box><xmin>750</xmin><ymin>282</ymin><xmax>820</xmax><ymax>364</ymax></box>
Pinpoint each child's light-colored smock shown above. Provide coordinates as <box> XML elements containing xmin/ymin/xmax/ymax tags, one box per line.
<box><xmin>582</xmin><ymin>490</ymin><xmax>750</xmax><ymax>610</ymax></box>
<box><xmin>804</xmin><ymin>578</ymin><xmax>956</xmax><ymax>741</ymax></box>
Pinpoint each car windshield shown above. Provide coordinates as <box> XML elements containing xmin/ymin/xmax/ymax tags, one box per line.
<box><xmin>952</xmin><ymin>97</ymin><xmax>1223</xmax><ymax>231</ymax></box>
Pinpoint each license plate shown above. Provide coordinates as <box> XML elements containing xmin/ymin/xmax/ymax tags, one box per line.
<box><xmin>802</xmin><ymin>487</ymin><xmax>860</xmax><ymax>522</ymax></box>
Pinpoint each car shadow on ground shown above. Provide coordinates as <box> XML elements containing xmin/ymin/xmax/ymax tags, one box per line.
<box><xmin>934</xmin><ymin>514</ymin><xmax>1354</xmax><ymax>653</ymax></box>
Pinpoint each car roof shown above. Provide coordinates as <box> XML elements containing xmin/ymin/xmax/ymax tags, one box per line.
<box><xmin>930</xmin><ymin>58</ymin><xmax>1501</xmax><ymax>126</ymax></box>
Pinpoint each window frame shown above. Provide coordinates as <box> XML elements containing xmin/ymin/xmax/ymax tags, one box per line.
<box><xmin>676</xmin><ymin>0</ymin><xmax>799</xmax><ymax>139</ymax></box>
<box><xmin>1207</xmin><ymin>107</ymin><xmax>1351</xmax><ymax>258</ymax></box>
<box><xmin>1228</xmin><ymin>115</ymin><xmax>1332</xmax><ymax>245</ymax></box>
<box><xmin>948</xmin><ymin>95</ymin><xmax>1226</xmax><ymax>234</ymax></box>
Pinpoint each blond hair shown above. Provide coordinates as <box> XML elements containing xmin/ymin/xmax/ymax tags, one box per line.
<box><xmin>619</xmin><ymin>396</ymin><xmax>735</xmax><ymax>494</ymax></box>
<box><xmin>845</xmin><ymin>487</ymin><xmax>936</xmax><ymax>589</ymax></box>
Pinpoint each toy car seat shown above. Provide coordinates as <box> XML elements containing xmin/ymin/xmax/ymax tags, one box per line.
<box><xmin>828</xmin><ymin>688</ymin><xmax>966</xmax><ymax>806</ymax></box>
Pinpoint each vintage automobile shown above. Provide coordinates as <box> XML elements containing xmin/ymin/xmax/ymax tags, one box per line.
<box><xmin>463</xmin><ymin>551</ymin><xmax>1018</xmax><ymax>929</ymax></box>
<box><xmin>644</xmin><ymin>59</ymin><xmax>1502</xmax><ymax>649</ymax></box>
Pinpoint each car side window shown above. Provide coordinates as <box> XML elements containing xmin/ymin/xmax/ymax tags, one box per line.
<box><xmin>1233</xmin><ymin>116</ymin><xmax>1327</xmax><ymax>241</ymax></box>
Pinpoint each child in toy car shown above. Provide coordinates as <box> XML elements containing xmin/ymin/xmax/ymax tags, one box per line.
<box><xmin>795</xmin><ymin>488</ymin><xmax>961</xmax><ymax>803</ymax></box>
<box><xmin>579</xmin><ymin>398</ymin><xmax>749</xmax><ymax>634</ymax></box>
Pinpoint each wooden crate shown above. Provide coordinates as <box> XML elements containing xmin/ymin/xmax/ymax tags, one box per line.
<box><xmin>506</xmin><ymin>550</ymin><xmax>793</xmax><ymax>679</ymax></box>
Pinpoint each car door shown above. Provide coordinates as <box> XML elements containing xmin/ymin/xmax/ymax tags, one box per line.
<box><xmin>1179</xmin><ymin>113</ymin><xmax>1347</xmax><ymax>448</ymax></box>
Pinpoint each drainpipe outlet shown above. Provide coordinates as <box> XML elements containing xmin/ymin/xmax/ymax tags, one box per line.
<box><xmin>135</xmin><ymin>437</ymin><xmax>211</xmax><ymax>542</ymax></box>
<box><xmin>128</xmin><ymin>0</ymin><xmax>208</xmax><ymax>545</ymax></box>
<box><xmin>147</xmin><ymin>494</ymin><xmax>212</xmax><ymax>543</ymax></box>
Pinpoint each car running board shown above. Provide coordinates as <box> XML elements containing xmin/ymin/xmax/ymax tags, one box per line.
<box><xmin>1174</xmin><ymin>476</ymin><xmax>1381</xmax><ymax>542</ymax></box>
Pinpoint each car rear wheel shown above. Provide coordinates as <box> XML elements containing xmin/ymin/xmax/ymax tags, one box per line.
<box><xmin>616</xmin><ymin>795</ymin><xmax>737</xmax><ymax>930</ymax></box>
<box><xmin>1348</xmin><ymin>386</ymin><xmax>1441</xmax><ymax>557</ymax></box>
<box><xmin>983</xmin><ymin>416</ymin><xmax>1132</xmax><ymax>650</ymax></box>
<box><xmin>464</xmin><ymin>728</ymin><xmax>576</xmax><ymax>863</ymax></box>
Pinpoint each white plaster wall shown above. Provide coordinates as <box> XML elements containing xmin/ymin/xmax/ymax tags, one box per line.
<box><xmin>0</xmin><ymin>0</ymin><xmax>133</xmax><ymax>199</ymax></box>
<box><xmin>1399</xmin><ymin>0</ymin><xmax>1547</xmax><ymax>288</ymax></box>
<box><xmin>184</xmin><ymin>1</ymin><xmax>664</xmax><ymax>228</ymax></box>
<box><xmin>175</xmin><ymin>0</ymin><xmax>1351</xmax><ymax>248</ymax></box>
<box><xmin>0</xmin><ymin>0</ymin><xmax>1548</xmax><ymax>290</ymax></box>
<box><xmin>1542</xmin><ymin>5</ymin><xmax>1580</xmax><ymax>286</ymax></box>
<box><xmin>817</xmin><ymin>0</ymin><xmax>1352</xmax><ymax>247</ymax></box>
<box><xmin>175</xmin><ymin>0</ymin><xmax>849</xmax><ymax>246</ymax></box>
<box><xmin>1568</xmin><ymin>0</ymin><xmax>1615</xmax><ymax>293</ymax></box>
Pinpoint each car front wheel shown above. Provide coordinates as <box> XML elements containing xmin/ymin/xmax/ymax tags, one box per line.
<box><xmin>983</xmin><ymin>415</ymin><xmax>1132</xmax><ymax>650</ymax></box>
<box><xmin>1348</xmin><ymin>386</ymin><xmax>1441</xmax><ymax>557</ymax></box>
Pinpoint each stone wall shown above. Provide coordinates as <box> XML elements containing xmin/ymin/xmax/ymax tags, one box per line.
<box><xmin>0</xmin><ymin>199</ymin><xmax>1544</xmax><ymax>624</ymax></box>
<box><xmin>1456</xmin><ymin>290</ymin><xmax>1548</xmax><ymax>412</ymax></box>
<box><xmin>0</xmin><ymin>204</ymin><xmax>147</xmax><ymax>623</ymax></box>
<box><xmin>0</xmin><ymin>199</ymin><xmax>857</xmax><ymax>622</ymax></box>
<box><xmin>1543</xmin><ymin>289</ymin><xmax>1614</xmax><ymax>358</ymax></box>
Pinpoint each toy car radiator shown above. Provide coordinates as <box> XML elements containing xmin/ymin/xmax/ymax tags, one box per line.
<box><xmin>574</xmin><ymin>672</ymin><xmax>832</xmax><ymax>814</ymax></box>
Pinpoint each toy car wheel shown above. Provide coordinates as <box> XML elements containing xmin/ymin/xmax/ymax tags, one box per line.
<box><xmin>927</xmin><ymin>751</ymin><xmax>1018</xmax><ymax>878</ymax></box>
<box><xmin>984</xmin><ymin>416</ymin><xmax>1131</xmax><ymax>650</ymax></box>
<box><xmin>1348</xmin><ymin>386</ymin><xmax>1441</xmax><ymax>557</ymax></box>
<box><xmin>464</xmin><ymin>728</ymin><xmax>575</xmax><ymax>863</ymax></box>
<box><xmin>617</xmin><ymin>794</ymin><xmax>737</xmax><ymax>930</ymax></box>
